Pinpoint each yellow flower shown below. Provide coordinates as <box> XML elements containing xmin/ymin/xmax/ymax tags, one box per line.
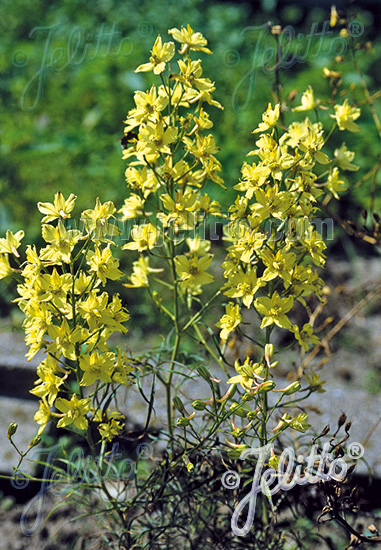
<box><xmin>298</xmin><ymin>127</ymin><xmax>330</xmax><ymax>164</ymax></box>
<box><xmin>138</xmin><ymin>120</ymin><xmax>178</xmax><ymax>157</ymax></box>
<box><xmin>135</xmin><ymin>35</ymin><xmax>175</xmax><ymax>75</ymax></box>
<box><xmin>125</xmin><ymin>85</ymin><xmax>168</xmax><ymax>130</ymax></box>
<box><xmin>334</xmin><ymin>143</ymin><xmax>359</xmax><ymax>171</ymax></box>
<box><xmin>118</xmin><ymin>194</ymin><xmax>145</xmax><ymax>221</ymax></box>
<box><xmin>216</xmin><ymin>302</ymin><xmax>242</xmax><ymax>341</ymax></box>
<box><xmin>224</xmin><ymin>267</ymin><xmax>264</xmax><ymax>308</ymax></box>
<box><xmin>254</xmin><ymin>291</ymin><xmax>293</xmax><ymax>329</ymax></box>
<box><xmin>168</xmin><ymin>25</ymin><xmax>212</xmax><ymax>55</ymax></box>
<box><xmin>98</xmin><ymin>418</ymin><xmax>125</xmax><ymax>441</ymax></box>
<box><xmin>81</xmin><ymin>198</ymin><xmax>120</xmax><ymax>241</ymax></box>
<box><xmin>40</xmin><ymin>221</ymin><xmax>82</xmax><ymax>264</ymax></box>
<box><xmin>261</xmin><ymin>249</ymin><xmax>296</xmax><ymax>285</ymax></box>
<box><xmin>160</xmin><ymin>190</ymin><xmax>197</xmax><ymax>230</ymax></box>
<box><xmin>330</xmin><ymin>5</ymin><xmax>339</xmax><ymax>27</ymax></box>
<box><xmin>56</xmin><ymin>394</ymin><xmax>91</xmax><ymax>431</ymax></box>
<box><xmin>30</xmin><ymin>362</ymin><xmax>65</xmax><ymax>406</ymax></box>
<box><xmin>34</xmin><ymin>398</ymin><xmax>52</xmax><ymax>435</ymax></box>
<box><xmin>79</xmin><ymin>350</ymin><xmax>115</xmax><ymax>386</ymax></box>
<box><xmin>38</xmin><ymin>192</ymin><xmax>77</xmax><ymax>223</ymax></box>
<box><xmin>299</xmin><ymin>225</ymin><xmax>327</xmax><ymax>266</ymax></box>
<box><xmin>122</xmin><ymin>222</ymin><xmax>158</xmax><ymax>252</ymax></box>
<box><xmin>174</xmin><ymin>253</ymin><xmax>214</xmax><ymax>294</ymax></box>
<box><xmin>124</xmin><ymin>255</ymin><xmax>162</xmax><ymax>288</ymax></box>
<box><xmin>87</xmin><ymin>245</ymin><xmax>123</xmax><ymax>285</ymax></box>
<box><xmin>111</xmin><ymin>347</ymin><xmax>134</xmax><ymax>386</ymax></box>
<box><xmin>234</xmin><ymin>161</ymin><xmax>270</xmax><ymax>199</ymax></box>
<box><xmin>292</xmin><ymin>323</ymin><xmax>320</xmax><ymax>351</ymax></box>
<box><xmin>0</xmin><ymin>254</ymin><xmax>13</xmax><ymax>279</ymax></box>
<box><xmin>293</xmin><ymin>86</ymin><xmax>316</xmax><ymax>112</ymax></box>
<box><xmin>47</xmin><ymin>319</ymin><xmax>84</xmax><ymax>361</ymax></box>
<box><xmin>39</xmin><ymin>268</ymin><xmax>72</xmax><ymax>309</ymax></box>
<box><xmin>124</xmin><ymin>166</ymin><xmax>159</xmax><ymax>198</ymax></box>
<box><xmin>253</xmin><ymin>103</ymin><xmax>280</xmax><ymax>133</ymax></box>
<box><xmin>0</xmin><ymin>229</ymin><xmax>24</xmax><ymax>257</ymax></box>
<box><xmin>227</xmin><ymin>357</ymin><xmax>264</xmax><ymax>391</ymax></box>
<box><xmin>326</xmin><ymin>167</ymin><xmax>347</xmax><ymax>199</ymax></box>
<box><xmin>331</xmin><ymin>99</ymin><xmax>361</xmax><ymax>132</ymax></box>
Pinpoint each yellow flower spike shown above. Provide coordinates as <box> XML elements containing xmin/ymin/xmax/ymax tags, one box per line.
<box><xmin>168</xmin><ymin>25</ymin><xmax>212</xmax><ymax>55</ymax></box>
<box><xmin>38</xmin><ymin>192</ymin><xmax>77</xmax><ymax>223</ymax></box>
<box><xmin>0</xmin><ymin>229</ymin><xmax>24</xmax><ymax>257</ymax></box>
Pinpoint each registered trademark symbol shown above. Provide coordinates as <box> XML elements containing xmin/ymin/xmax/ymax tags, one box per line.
<box><xmin>347</xmin><ymin>442</ymin><xmax>364</xmax><ymax>460</ymax></box>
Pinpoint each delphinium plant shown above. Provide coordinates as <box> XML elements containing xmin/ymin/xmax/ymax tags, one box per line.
<box><xmin>1</xmin><ymin>19</ymin><xmax>380</xmax><ymax>550</ymax></box>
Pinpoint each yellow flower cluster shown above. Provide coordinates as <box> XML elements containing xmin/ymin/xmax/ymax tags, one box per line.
<box><xmin>121</xmin><ymin>25</ymin><xmax>223</xmax><ymax>298</ymax></box>
<box><xmin>1</xmin><ymin>193</ymin><xmax>133</xmax><ymax>439</ymax></box>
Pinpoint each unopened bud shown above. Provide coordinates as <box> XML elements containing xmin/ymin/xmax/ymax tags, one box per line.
<box><xmin>28</xmin><ymin>435</ymin><xmax>41</xmax><ymax>449</ymax></box>
<box><xmin>196</xmin><ymin>365</ymin><xmax>211</xmax><ymax>383</ymax></box>
<box><xmin>8</xmin><ymin>422</ymin><xmax>18</xmax><ymax>439</ymax></box>
<box><xmin>192</xmin><ymin>400</ymin><xmax>207</xmax><ymax>411</ymax></box>
<box><xmin>257</xmin><ymin>380</ymin><xmax>275</xmax><ymax>393</ymax></box>
<box><xmin>177</xmin><ymin>417</ymin><xmax>190</xmax><ymax>427</ymax></box>
<box><xmin>173</xmin><ymin>396</ymin><xmax>184</xmax><ymax>413</ymax></box>
<box><xmin>264</xmin><ymin>343</ymin><xmax>274</xmax><ymax>360</ymax></box>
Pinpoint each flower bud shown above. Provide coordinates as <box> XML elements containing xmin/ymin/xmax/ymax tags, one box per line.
<box><xmin>257</xmin><ymin>381</ymin><xmax>275</xmax><ymax>393</ymax></box>
<box><xmin>28</xmin><ymin>435</ymin><xmax>42</xmax><ymax>449</ymax></box>
<box><xmin>173</xmin><ymin>396</ymin><xmax>184</xmax><ymax>413</ymax></box>
<box><xmin>176</xmin><ymin>417</ymin><xmax>190</xmax><ymax>427</ymax></box>
<box><xmin>282</xmin><ymin>381</ymin><xmax>301</xmax><ymax>395</ymax></box>
<box><xmin>7</xmin><ymin>422</ymin><xmax>18</xmax><ymax>439</ymax></box>
<box><xmin>229</xmin><ymin>403</ymin><xmax>247</xmax><ymax>418</ymax></box>
<box><xmin>264</xmin><ymin>343</ymin><xmax>274</xmax><ymax>359</ymax></box>
<box><xmin>192</xmin><ymin>400</ymin><xmax>207</xmax><ymax>411</ymax></box>
<box><xmin>196</xmin><ymin>365</ymin><xmax>211</xmax><ymax>383</ymax></box>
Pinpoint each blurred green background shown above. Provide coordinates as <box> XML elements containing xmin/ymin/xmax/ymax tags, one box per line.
<box><xmin>1</xmin><ymin>0</ymin><xmax>380</xmax><ymax>318</ymax></box>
